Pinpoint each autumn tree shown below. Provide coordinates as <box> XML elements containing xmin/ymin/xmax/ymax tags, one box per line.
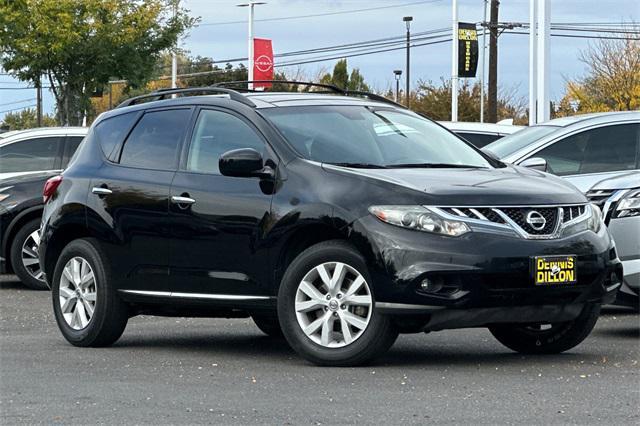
<box><xmin>0</xmin><ymin>0</ymin><xmax>195</xmax><ymax>126</ymax></box>
<box><xmin>555</xmin><ymin>27</ymin><xmax>640</xmax><ymax>116</ymax></box>
<box><xmin>319</xmin><ymin>59</ymin><xmax>370</xmax><ymax>91</ymax></box>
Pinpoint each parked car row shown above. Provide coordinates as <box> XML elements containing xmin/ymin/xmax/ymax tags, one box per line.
<box><xmin>0</xmin><ymin>127</ymin><xmax>87</xmax><ymax>288</ymax></box>
<box><xmin>1</xmin><ymin>85</ymin><xmax>636</xmax><ymax>366</ymax></box>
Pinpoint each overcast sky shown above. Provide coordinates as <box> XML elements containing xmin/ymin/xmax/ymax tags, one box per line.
<box><xmin>1</xmin><ymin>0</ymin><xmax>638</xmax><ymax>121</ymax></box>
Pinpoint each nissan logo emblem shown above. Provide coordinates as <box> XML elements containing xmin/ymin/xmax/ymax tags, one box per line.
<box><xmin>526</xmin><ymin>211</ymin><xmax>547</xmax><ymax>231</ymax></box>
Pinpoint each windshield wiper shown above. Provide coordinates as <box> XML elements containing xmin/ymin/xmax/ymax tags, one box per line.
<box><xmin>328</xmin><ymin>162</ymin><xmax>388</xmax><ymax>169</ymax></box>
<box><xmin>386</xmin><ymin>163</ymin><xmax>489</xmax><ymax>169</ymax></box>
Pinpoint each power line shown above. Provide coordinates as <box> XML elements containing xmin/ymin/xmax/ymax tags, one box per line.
<box><xmin>0</xmin><ymin>97</ymin><xmax>36</xmax><ymax>107</ymax></box>
<box><xmin>197</xmin><ymin>0</ymin><xmax>445</xmax><ymax>27</ymax></box>
<box><xmin>0</xmin><ymin>104</ymin><xmax>36</xmax><ymax>114</ymax></box>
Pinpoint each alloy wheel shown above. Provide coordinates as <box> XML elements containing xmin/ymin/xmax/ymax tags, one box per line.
<box><xmin>21</xmin><ymin>229</ymin><xmax>44</xmax><ymax>282</ymax></box>
<box><xmin>58</xmin><ymin>257</ymin><xmax>97</xmax><ymax>330</ymax></box>
<box><xmin>295</xmin><ymin>262</ymin><xmax>373</xmax><ymax>348</ymax></box>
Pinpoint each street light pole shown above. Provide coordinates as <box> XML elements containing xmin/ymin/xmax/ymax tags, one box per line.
<box><xmin>480</xmin><ymin>0</ymin><xmax>488</xmax><ymax>123</ymax></box>
<box><xmin>393</xmin><ymin>70</ymin><xmax>402</xmax><ymax>103</ymax></box>
<box><xmin>238</xmin><ymin>2</ymin><xmax>267</xmax><ymax>91</ymax></box>
<box><xmin>403</xmin><ymin>16</ymin><xmax>413</xmax><ymax>108</ymax></box>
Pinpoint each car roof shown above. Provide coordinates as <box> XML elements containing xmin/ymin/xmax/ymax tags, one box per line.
<box><xmin>540</xmin><ymin>111</ymin><xmax>640</xmax><ymax>127</ymax></box>
<box><xmin>438</xmin><ymin>121</ymin><xmax>524</xmax><ymax>135</ymax></box>
<box><xmin>0</xmin><ymin>127</ymin><xmax>88</xmax><ymax>146</ymax></box>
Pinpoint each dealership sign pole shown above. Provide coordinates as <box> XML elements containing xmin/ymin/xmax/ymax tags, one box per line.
<box><xmin>529</xmin><ymin>0</ymin><xmax>537</xmax><ymax>125</ymax></box>
<box><xmin>238</xmin><ymin>2</ymin><xmax>266</xmax><ymax>91</ymax></box>
<box><xmin>451</xmin><ymin>0</ymin><xmax>458</xmax><ymax>122</ymax></box>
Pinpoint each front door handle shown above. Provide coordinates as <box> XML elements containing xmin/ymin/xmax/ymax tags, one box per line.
<box><xmin>171</xmin><ymin>195</ymin><xmax>196</xmax><ymax>205</ymax></box>
<box><xmin>92</xmin><ymin>187</ymin><xmax>112</xmax><ymax>196</ymax></box>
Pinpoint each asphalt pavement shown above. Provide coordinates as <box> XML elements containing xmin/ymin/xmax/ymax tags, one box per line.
<box><xmin>1</xmin><ymin>274</ymin><xmax>638</xmax><ymax>425</ymax></box>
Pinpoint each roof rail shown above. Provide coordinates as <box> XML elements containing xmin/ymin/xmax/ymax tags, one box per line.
<box><xmin>215</xmin><ymin>80</ymin><xmax>407</xmax><ymax>109</ymax></box>
<box><xmin>115</xmin><ymin>87</ymin><xmax>256</xmax><ymax>109</ymax></box>
<box><xmin>214</xmin><ymin>80</ymin><xmax>345</xmax><ymax>94</ymax></box>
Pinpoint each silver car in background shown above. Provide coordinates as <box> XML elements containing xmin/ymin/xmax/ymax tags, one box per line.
<box><xmin>439</xmin><ymin>120</ymin><xmax>524</xmax><ymax>148</ymax></box>
<box><xmin>484</xmin><ymin>112</ymin><xmax>640</xmax><ymax>307</ymax></box>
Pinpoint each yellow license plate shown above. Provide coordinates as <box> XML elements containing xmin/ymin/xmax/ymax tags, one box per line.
<box><xmin>532</xmin><ymin>255</ymin><xmax>578</xmax><ymax>285</ymax></box>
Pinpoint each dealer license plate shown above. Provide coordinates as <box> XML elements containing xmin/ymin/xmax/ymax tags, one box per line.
<box><xmin>532</xmin><ymin>255</ymin><xmax>577</xmax><ymax>285</ymax></box>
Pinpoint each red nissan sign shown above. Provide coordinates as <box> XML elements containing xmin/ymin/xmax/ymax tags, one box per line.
<box><xmin>253</xmin><ymin>38</ymin><xmax>274</xmax><ymax>88</ymax></box>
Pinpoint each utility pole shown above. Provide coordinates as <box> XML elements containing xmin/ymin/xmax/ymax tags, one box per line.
<box><xmin>36</xmin><ymin>76</ymin><xmax>42</xmax><ymax>127</ymax></box>
<box><xmin>487</xmin><ymin>0</ymin><xmax>499</xmax><ymax>123</ymax></box>
<box><xmin>171</xmin><ymin>0</ymin><xmax>178</xmax><ymax>89</ymax></box>
<box><xmin>393</xmin><ymin>69</ymin><xmax>402</xmax><ymax>103</ymax></box>
<box><xmin>403</xmin><ymin>16</ymin><xmax>413</xmax><ymax>108</ymax></box>
<box><xmin>480</xmin><ymin>0</ymin><xmax>488</xmax><ymax>123</ymax></box>
<box><xmin>238</xmin><ymin>2</ymin><xmax>267</xmax><ymax>91</ymax></box>
<box><xmin>451</xmin><ymin>0</ymin><xmax>458</xmax><ymax>122</ymax></box>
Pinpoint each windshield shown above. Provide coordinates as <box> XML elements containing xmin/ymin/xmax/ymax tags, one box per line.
<box><xmin>262</xmin><ymin>106</ymin><xmax>492</xmax><ymax>168</ymax></box>
<box><xmin>484</xmin><ymin>125</ymin><xmax>559</xmax><ymax>158</ymax></box>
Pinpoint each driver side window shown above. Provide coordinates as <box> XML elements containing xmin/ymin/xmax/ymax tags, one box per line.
<box><xmin>186</xmin><ymin>109</ymin><xmax>265</xmax><ymax>174</ymax></box>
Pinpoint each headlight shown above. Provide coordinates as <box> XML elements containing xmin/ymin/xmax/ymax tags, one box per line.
<box><xmin>614</xmin><ymin>188</ymin><xmax>640</xmax><ymax>218</ymax></box>
<box><xmin>587</xmin><ymin>203</ymin><xmax>602</xmax><ymax>233</ymax></box>
<box><xmin>368</xmin><ymin>205</ymin><xmax>471</xmax><ymax>237</ymax></box>
<box><xmin>0</xmin><ymin>186</ymin><xmax>13</xmax><ymax>203</ymax></box>
<box><xmin>561</xmin><ymin>203</ymin><xmax>602</xmax><ymax>237</ymax></box>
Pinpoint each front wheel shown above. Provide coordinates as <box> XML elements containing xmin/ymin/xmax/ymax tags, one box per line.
<box><xmin>278</xmin><ymin>241</ymin><xmax>398</xmax><ymax>366</ymax></box>
<box><xmin>10</xmin><ymin>219</ymin><xmax>48</xmax><ymax>290</ymax></box>
<box><xmin>489</xmin><ymin>303</ymin><xmax>601</xmax><ymax>354</ymax></box>
<box><xmin>51</xmin><ymin>238</ymin><xmax>128</xmax><ymax>347</ymax></box>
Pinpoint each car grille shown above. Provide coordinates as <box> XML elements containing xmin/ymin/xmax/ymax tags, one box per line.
<box><xmin>440</xmin><ymin>204</ymin><xmax>588</xmax><ymax>238</ymax></box>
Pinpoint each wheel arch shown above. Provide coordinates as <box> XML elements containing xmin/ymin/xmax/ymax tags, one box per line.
<box><xmin>2</xmin><ymin>205</ymin><xmax>44</xmax><ymax>273</ymax></box>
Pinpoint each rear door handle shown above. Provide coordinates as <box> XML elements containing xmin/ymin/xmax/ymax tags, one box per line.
<box><xmin>92</xmin><ymin>187</ymin><xmax>112</xmax><ymax>196</ymax></box>
<box><xmin>171</xmin><ymin>195</ymin><xmax>196</xmax><ymax>205</ymax></box>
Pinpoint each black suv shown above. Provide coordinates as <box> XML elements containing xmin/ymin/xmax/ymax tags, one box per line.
<box><xmin>39</xmin><ymin>85</ymin><xmax>622</xmax><ymax>366</ymax></box>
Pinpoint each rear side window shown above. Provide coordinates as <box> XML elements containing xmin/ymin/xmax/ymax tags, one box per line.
<box><xmin>95</xmin><ymin>112</ymin><xmax>138</xmax><ymax>159</ymax></box>
<box><xmin>62</xmin><ymin>136</ymin><xmax>85</xmax><ymax>168</ymax></box>
<box><xmin>0</xmin><ymin>137</ymin><xmax>62</xmax><ymax>173</ymax></box>
<box><xmin>119</xmin><ymin>109</ymin><xmax>191</xmax><ymax>170</ymax></box>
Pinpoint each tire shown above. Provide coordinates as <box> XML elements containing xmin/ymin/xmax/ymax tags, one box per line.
<box><xmin>252</xmin><ymin>313</ymin><xmax>283</xmax><ymax>337</ymax></box>
<box><xmin>277</xmin><ymin>240</ymin><xmax>398</xmax><ymax>366</ymax></box>
<box><xmin>51</xmin><ymin>238</ymin><xmax>128</xmax><ymax>347</ymax></box>
<box><xmin>489</xmin><ymin>303</ymin><xmax>601</xmax><ymax>354</ymax></box>
<box><xmin>9</xmin><ymin>219</ymin><xmax>48</xmax><ymax>290</ymax></box>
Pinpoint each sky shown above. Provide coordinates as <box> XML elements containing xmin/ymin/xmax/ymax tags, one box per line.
<box><xmin>0</xmin><ymin>0</ymin><xmax>638</xmax><ymax>121</ymax></box>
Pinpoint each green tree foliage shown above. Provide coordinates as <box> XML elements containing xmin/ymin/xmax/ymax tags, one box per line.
<box><xmin>0</xmin><ymin>0</ymin><xmax>195</xmax><ymax>126</ymax></box>
<box><xmin>0</xmin><ymin>108</ymin><xmax>56</xmax><ymax>130</ymax></box>
<box><xmin>319</xmin><ymin>59</ymin><xmax>370</xmax><ymax>91</ymax></box>
<box><xmin>395</xmin><ymin>79</ymin><xmax>526</xmax><ymax>123</ymax></box>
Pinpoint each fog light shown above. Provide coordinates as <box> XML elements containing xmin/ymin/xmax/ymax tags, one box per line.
<box><xmin>420</xmin><ymin>278</ymin><xmax>443</xmax><ymax>293</ymax></box>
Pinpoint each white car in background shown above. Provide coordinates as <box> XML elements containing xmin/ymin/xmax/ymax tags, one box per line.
<box><xmin>484</xmin><ymin>111</ymin><xmax>640</xmax><ymax>308</ymax></box>
<box><xmin>439</xmin><ymin>120</ymin><xmax>524</xmax><ymax>148</ymax></box>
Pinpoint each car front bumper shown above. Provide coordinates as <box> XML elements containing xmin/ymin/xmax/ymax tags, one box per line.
<box><xmin>606</xmin><ymin>216</ymin><xmax>640</xmax><ymax>293</ymax></box>
<box><xmin>352</xmin><ymin>215</ymin><xmax>623</xmax><ymax>329</ymax></box>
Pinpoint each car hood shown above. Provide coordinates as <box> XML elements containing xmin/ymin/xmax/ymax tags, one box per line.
<box><xmin>322</xmin><ymin>163</ymin><xmax>587</xmax><ymax>206</ymax></box>
<box><xmin>589</xmin><ymin>171</ymin><xmax>640</xmax><ymax>191</ymax></box>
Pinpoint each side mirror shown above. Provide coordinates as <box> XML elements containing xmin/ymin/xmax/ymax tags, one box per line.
<box><xmin>520</xmin><ymin>157</ymin><xmax>547</xmax><ymax>172</ymax></box>
<box><xmin>219</xmin><ymin>148</ymin><xmax>273</xmax><ymax>178</ymax></box>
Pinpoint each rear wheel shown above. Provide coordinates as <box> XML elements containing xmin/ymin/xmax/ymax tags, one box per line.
<box><xmin>278</xmin><ymin>241</ymin><xmax>398</xmax><ymax>366</ymax></box>
<box><xmin>489</xmin><ymin>303</ymin><xmax>601</xmax><ymax>354</ymax></box>
<box><xmin>10</xmin><ymin>219</ymin><xmax>48</xmax><ymax>290</ymax></box>
<box><xmin>51</xmin><ymin>238</ymin><xmax>128</xmax><ymax>347</ymax></box>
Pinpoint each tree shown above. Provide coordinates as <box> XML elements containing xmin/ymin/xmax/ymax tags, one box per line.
<box><xmin>404</xmin><ymin>79</ymin><xmax>527</xmax><ymax>123</ymax></box>
<box><xmin>319</xmin><ymin>59</ymin><xmax>370</xmax><ymax>91</ymax></box>
<box><xmin>0</xmin><ymin>0</ymin><xmax>195</xmax><ymax>126</ymax></box>
<box><xmin>1</xmin><ymin>108</ymin><xmax>56</xmax><ymax>130</ymax></box>
<box><xmin>555</xmin><ymin>27</ymin><xmax>640</xmax><ymax>116</ymax></box>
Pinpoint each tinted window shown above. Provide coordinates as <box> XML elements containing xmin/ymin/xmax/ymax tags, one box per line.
<box><xmin>457</xmin><ymin>132</ymin><xmax>501</xmax><ymax>148</ymax></box>
<box><xmin>95</xmin><ymin>112</ymin><xmax>138</xmax><ymax>159</ymax></box>
<box><xmin>0</xmin><ymin>137</ymin><xmax>62</xmax><ymax>173</ymax></box>
<box><xmin>187</xmin><ymin>110</ymin><xmax>264</xmax><ymax>174</ymax></box>
<box><xmin>62</xmin><ymin>136</ymin><xmax>85</xmax><ymax>168</ymax></box>
<box><xmin>485</xmin><ymin>125</ymin><xmax>559</xmax><ymax>158</ymax></box>
<box><xmin>535</xmin><ymin>124</ymin><xmax>639</xmax><ymax>176</ymax></box>
<box><xmin>119</xmin><ymin>109</ymin><xmax>190</xmax><ymax>170</ymax></box>
<box><xmin>263</xmin><ymin>106</ymin><xmax>491</xmax><ymax>168</ymax></box>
